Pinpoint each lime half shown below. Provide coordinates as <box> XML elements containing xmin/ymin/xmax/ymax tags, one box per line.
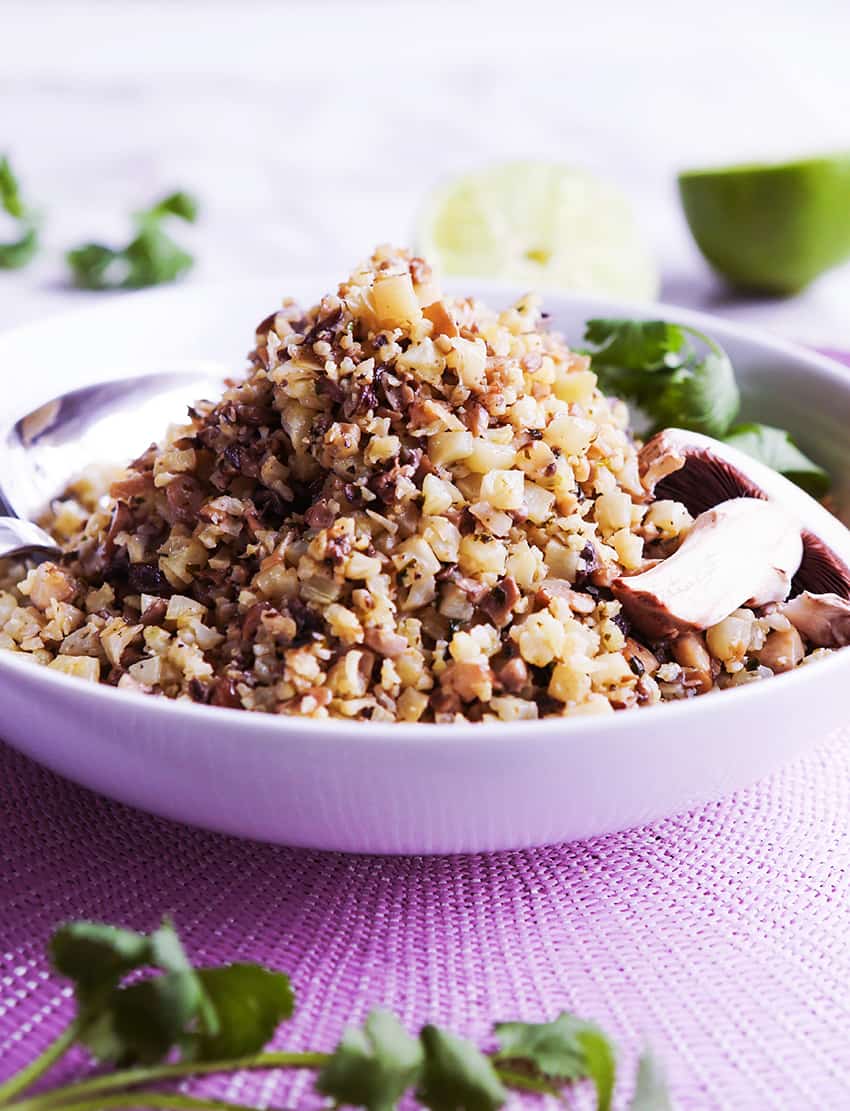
<box><xmin>418</xmin><ymin>161</ymin><xmax>659</xmax><ymax>301</ymax></box>
<box><xmin>679</xmin><ymin>154</ymin><xmax>850</xmax><ymax>295</ymax></box>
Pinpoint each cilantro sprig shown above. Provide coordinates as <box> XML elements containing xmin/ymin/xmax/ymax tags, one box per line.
<box><xmin>66</xmin><ymin>190</ymin><xmax>199</xmax><ymax>290</ymax></box>
<box><xmin>0</xmin><ymin>155</ymin><xmax>40</xmax><ymax>269</ymax></box>
<box><xmin>583</xmin><ymin>317</ymin><xmax>831</xmax><ymax>494</ymax></box>
<box><xmin>0</xmin><ymin>919</ymin><xmax>670</xmax><ymax>1111</ymax></box>
<box><xmin>583</xmin><ymin>317</ymin><xmax>740</xmax><ymax>439</ymax></box>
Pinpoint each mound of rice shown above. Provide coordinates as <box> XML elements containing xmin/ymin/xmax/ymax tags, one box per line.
<box><xmin>0</xmin><ymin>247</ymin><xmax>820</xmax><ymax>721</ymax></box>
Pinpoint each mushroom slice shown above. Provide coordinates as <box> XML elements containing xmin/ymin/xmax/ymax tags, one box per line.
<box><xmin>779</xmin><ymin>592</ymin><xmax>850</xmax><ymax>649</ymax></box>
<box><xmin>638</xmin><ymin>428</ymin><xmax>850</xmax><ymax>599</ymax></box>
<box><xmin>612</xmin><ymin>497</ymin><xmax>803</xmax><ymax>639</ymax></box>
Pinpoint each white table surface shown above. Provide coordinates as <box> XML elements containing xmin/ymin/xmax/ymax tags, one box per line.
<box><xmin>3</xmin><ymin>0</ymin><xmax>850</xmax><ymax>347</ymax></box>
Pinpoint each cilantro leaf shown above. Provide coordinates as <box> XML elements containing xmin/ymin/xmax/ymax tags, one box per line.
<box><xmin>66</xmin><ymin>189</ymin><xmax>198</xmax><ymax>290</ymax></box>
<box><xmin>494</xmin><ymin>1013</ymin><xmax>591</xmax><ymax>1079</ymax></box>
<box><xmin>0</xmin><ymin>155</ymin><xmax>40</xmax><ymax>269</ymax></box>
<box><xmin>188</xmin><ymin>964</ymin><xmax>294</xmax><ymax>1061</ymax></box>
<box><xmin>649</xmin><ymin>341</ymin><xmax>740</xmax><ymax>439</ymax></box>
<box><xmin>494</xmin><ymin>1013</ymin><xmax>616</xmax><ymax>1109</ymax></box>
<box><xmin>0</xmin><ymin>225</ymin><xmax>39</xmax><ymax>269</ymax></box>
<box><xmin>417</xmin><ymin>1026</ymin><xmax>507</xmax><ymax>1111</ymax></box>
<box><xmin>66</xmin><ymin>243</ymin><xmax>124</xmax><ymax>290</ymax></box>
<box><xmin>722</xmin><ymin>422</ymin><xmax>830</xmax><ymax>497</ymax></box>
<box><xmin>85</xmin><ymin>970</ymin><xmax>210</xmax><ymax>1065</ymax></box>
<box><xmin>50</xmin><ymin>920</ymin><xmax>292</xmax><ymax>1067</ymax></box>
<box><xmin>50</xmin><ymin>921</ymin><xmax>158</xmax><ymax>1010</ymax></box>
<box><xmin>629</xmin><ymin>1051</ymin><xmax>672</xmax><ymax>1110</ymax></box>
<box><xmin>144</xmin><ymin>190</ymin><xmax>199</xmax><ymax>224</ymax></box>
<box><xmin>317</xmin><ymin>1010</ymin><xmax>423</xmax><ymax>1111</ymax></box>
<box><xmin>122</xmin><ymin>225</ymin><xmax>194</xmax><ymax>288</ymax></box>
<box><xmin>583</xmin><ymin>319</ymin><xmax>686</xmax><ymax>372</ymax></box>
<box><xmin>584</xmin><ymin>318</ymin><xmax>741</xmax><ymax>438</ymax></box>
<box><xmin>51</xmin><ymin>920</ymin><xmax>212</xmax><ymax>1065</ymax></box>
<box><xmin>0</xmin><ymin>155</ymin><xmax>26</xmax><ymax>219</ymax></box>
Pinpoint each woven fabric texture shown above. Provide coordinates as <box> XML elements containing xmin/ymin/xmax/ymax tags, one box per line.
<box><xmin>2</xmin><ymin>726</ymin><xmax>850</xmax><ymax>1111</ymax></box>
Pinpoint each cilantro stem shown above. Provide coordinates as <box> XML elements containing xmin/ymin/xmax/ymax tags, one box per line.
<box><xmin>0</xmin><ymin>1055</ymin><xmax>562</xmax><ymax>1111</ymax></box>
<box><xmin>2</xmin><ymin>1054</ymin><xmax>328</xmax><ymax>1111</ymax></box>
<box><xmin>8</xmin><ymin>1096</ymin><xmax>276</xmax><ymax>1111</ymax></box>
<box><xmin>0</xmin><ymin>1053</ymin><xmax>570</xmax><ymax>1111</ymax></box>
<box><xmin>0</xmin><ymin>1024</ymin><xmax>77</xmax><ymax>1105</ymax></box>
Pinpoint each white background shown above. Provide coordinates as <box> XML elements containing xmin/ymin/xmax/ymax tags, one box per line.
<box><xmin>3</xmin><ymin>0</ymin><xmax>850</xmax><ymax>345</ymax></box>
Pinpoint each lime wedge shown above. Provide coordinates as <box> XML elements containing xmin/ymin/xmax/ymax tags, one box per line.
<box><xmin>418</xmin><ymin>161</ymin><xmax>659</xmax><ymax>301</ymax></box>
<box><xmin>678</xmin><ymin>154</ymin><xmax>850</xmax><ymax>295</ymax></box>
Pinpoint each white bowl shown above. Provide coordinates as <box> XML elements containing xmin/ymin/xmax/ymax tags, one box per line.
<box><xmin>1</xmin><ymin>280</ymin><xmax>848</xmax><ymax>853</ymax></box>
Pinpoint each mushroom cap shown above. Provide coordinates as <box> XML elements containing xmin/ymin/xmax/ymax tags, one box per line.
<box><xmin>640</xmin><ymin>428</ymin><xmax>850</xmax><ymax>599</ymax></box>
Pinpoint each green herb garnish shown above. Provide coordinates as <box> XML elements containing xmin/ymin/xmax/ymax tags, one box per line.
<box><xmin>143</xmin><ymin>190</ymin><xmax>199</xmax><ymax>223</ymax></box>
<box><xmin>66</xmin><ymin>190</ymin><xmax>198</xmax><ymax>290</ymax></box>
<box><xmin>584</xmin><ymin>317</ymin><xmax>740</xmax><ymax>439</ymax></box>
<box><xmin>49</xmin><ymin>919</ymin><xmax>292</xmax><ymax>1066</ymax></box>
<box><xmin>722</xmin><ymin>422</ymin><xmax>830</xmax><ymax>498</ymax></box>
<box><xmin>0</xmin><ymin>155</ymin><xmax>40</xmax><ymax>269</ymax></box>
<box><xmin>494</xmin><ymin>1013</ymin><xmax>616</xmax><ymax>1109</ymax></box>
<box><xmin>584</xmin><ymin>318</ymin><xmax>688</xmax><ymax>373</ymax></box>
<box><xmin>0</xmin><ymin>918</ymin><xmax>670</xmax><ymax>1111</ymax></box>
<box><xmin>317</xmin><ymin>1010</ymin><xmax>424</xmax><ymax>1111</ymax></box>
<box><xmin>417</xmin><ymin>1026</ymin><xmax>508</xmax><ymax>1111</ymax></box>
<box><xmin>583</xmin><ymin>317</ymin><xmax>831</xmax><ymax>495</ymax></box>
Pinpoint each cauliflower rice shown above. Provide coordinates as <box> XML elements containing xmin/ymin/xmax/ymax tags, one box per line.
<box><xmin>0</xmin><ymin>247</ymin><xmax>831</xmax><ymax>722</ymax></box>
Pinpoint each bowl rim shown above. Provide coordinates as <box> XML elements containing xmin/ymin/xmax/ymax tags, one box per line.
<box><xmin>1</xmin><ymin>278</ymin><xmax>849</xmax><ymax>744</ymax></box>
<box><xmin>0</xmin><ymin>629</ymin><xmax>848</xmax><ymax>744</ymax></box>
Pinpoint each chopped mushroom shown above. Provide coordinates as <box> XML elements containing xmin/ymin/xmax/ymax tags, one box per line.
<box><xmin>624</xmin><ymin>637</ymin><xmax>659</xmax><ymax>676</ymax></box>
<box><xmin>672</xmin><ymin>632</ymin><xmax>714</xmax><ymax>693</ymax></box>
<box><xmin>780</xmin><ymin>592</ymin><xmax>850</xmax><ymax>649</ymax></box>
<box><xmin>363</xmin><ymin>627</ymin><xmax>409</xmax><ymax>658</ymax></box>
<box><xmin>612</xmin><ymin>497</ymin><xmax>804</xmax><ymax>639</ymax></box>
<box><xmin>536</xmin><ymin>578</ymin><xmax>596</xmax><ymax>614</ymax></box>
<box><xmin>497</xmin><ymin>657</ymin><xmax>528</xmax><ymax>693</ymax></box>
<box><xmin>757</xmin><ymin>625</ymin><xmax>806</xmax><ymax>673</ymax></box>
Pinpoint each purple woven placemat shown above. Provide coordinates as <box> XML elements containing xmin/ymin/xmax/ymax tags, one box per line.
<box><xmin>3</xmin><ymin>726</ymin><xmax>850</xmax><ymax>1110</ymax></box>
<box><xmin>2</xmin><ymin>349</ymin><xmax>849</xmax><ymax>1110</ymax></box>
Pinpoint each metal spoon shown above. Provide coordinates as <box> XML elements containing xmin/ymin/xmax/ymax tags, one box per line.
<box><xmin>0</xmin><ymin>368</ymin><xmax>226</xmax><ymax>562</ymax></box>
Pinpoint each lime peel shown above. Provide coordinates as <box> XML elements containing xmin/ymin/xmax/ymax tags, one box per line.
<box><xmin>678</xmin><ymin>153</ymin><xmax>850</xmax><ymax>294</ymax></box>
